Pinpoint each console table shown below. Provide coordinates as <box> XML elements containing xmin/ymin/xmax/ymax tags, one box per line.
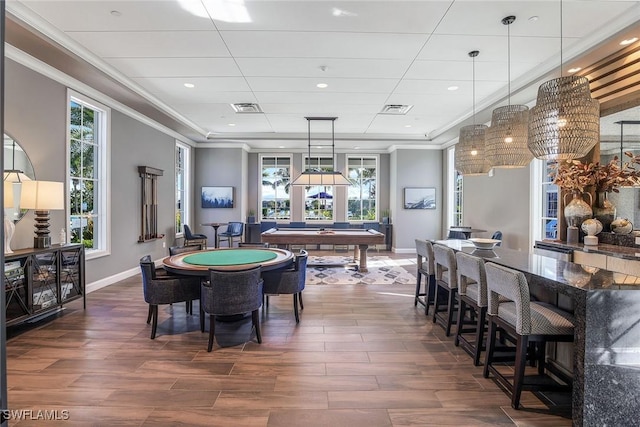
<box><xmin>4</xmin><ymin>244</ymin><xmax>85</xmax><ymax>327</ymax></box>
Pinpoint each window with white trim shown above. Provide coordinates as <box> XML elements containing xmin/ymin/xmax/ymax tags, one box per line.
<box><xmin>175</xmin><ymin>142</ymin><xmax>190</xmax><ymax>236</ymax></box>
<box><xmin>448</xmin><ymin>147</ymin><xmax>463</xmax><ymax>228</ymax></box>
<box><xmin>304</xmin><ymin>156</ymin><xmax>334</xmax><ymax>221</ymax></box>
<box><xmin>68</xmin><ymin>92</ymin><xmax>110</xmax><ymax>256</ymax></box>
<box><xmin>260</xmin><ymin>156</ymin><xmax>291</xmax><ymax>220</ymax></box>
<box><xmin>347</xmin><ymin>156</ymin><xmax>377</xmax><ymax>221</ymax></box>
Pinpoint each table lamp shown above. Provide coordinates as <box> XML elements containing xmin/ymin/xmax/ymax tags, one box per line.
<box><xmin>20</xmin><ymin>180</ymin><xmax>64</xmax><ymax>248</ymax></box>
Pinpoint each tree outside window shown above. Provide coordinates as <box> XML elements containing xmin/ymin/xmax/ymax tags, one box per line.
<box><xmin>347</xmin><ymin>156</ymin><xmax>377</xmax><ymax>221</ymax></box>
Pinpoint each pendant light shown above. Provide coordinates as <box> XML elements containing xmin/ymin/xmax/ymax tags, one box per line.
<box><xmin>455</xmin><ymin>50</ymin><xmax>490</xmax><ymax>176</ymax></box>
<box><xmin>291</xmin><ymin>117</ymin><xmax>351</xmax><ymax>186</ymax></box>
<box><xmin>486</xmin><ymin>16</ymin><xmax>532</xmax><ymax>168</ymax></box>
<box><xmin>528</xmin><ymin>0</ymin><xmax>600</xmax><ymax>161</ymax></box>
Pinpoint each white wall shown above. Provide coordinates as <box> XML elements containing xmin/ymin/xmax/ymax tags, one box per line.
<box><xmin>391</xmin><ymin>149</ymin><xmax>443</xmax><ymax>252</ymax></box>
<box><xmin>462</xmin><ymin>166</ymin><xmax>532</xmax><ymax>251</ymax></box>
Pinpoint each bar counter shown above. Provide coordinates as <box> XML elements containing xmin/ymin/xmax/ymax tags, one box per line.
<box><xmin>434</xmin><ymin>240</ymin><xmax>640</xmax><ymax>426</ymax></box>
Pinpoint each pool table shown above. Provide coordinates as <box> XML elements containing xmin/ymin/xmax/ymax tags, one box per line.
<box><xmin>261</xmin><ymin>228</ymin><xmax>385</xmax><ymax>272</ymax></box>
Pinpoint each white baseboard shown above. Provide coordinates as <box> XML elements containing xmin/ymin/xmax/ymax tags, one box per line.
<box><xmin>86</xmin><ymin>258</ymin><xmax>163</xmax><ymax>294</ymax></box>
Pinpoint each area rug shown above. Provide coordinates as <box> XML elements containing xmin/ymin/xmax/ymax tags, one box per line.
<box><xmin>306</xmin><ymin>255</ymin><xmax>416</xmax><ymax>285</ymax></box>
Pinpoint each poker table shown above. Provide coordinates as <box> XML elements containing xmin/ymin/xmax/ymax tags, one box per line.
<box><xmin>162</xmin><ymin>247</ymin><xmax>294</xmax><ymax>277</ymax></box>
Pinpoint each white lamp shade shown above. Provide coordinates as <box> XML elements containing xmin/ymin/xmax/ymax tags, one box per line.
<box><xmin>21</xmin><ymin>181</ymin><xmax>65</xmax><ymax>210</ymax></box>
<box><xmin>291</xmin><ymin>171</ymin><xmax>352</xmax><ymax>186</ymax></box>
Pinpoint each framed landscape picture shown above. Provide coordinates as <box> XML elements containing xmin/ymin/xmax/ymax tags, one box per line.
<box><xmin>202</xmin><ymin>186</ymin><xmax>234</xmax><ymax>208</ymax></box>
<box><xmin>404</xmin><ymin>187</ymin><xmax>436</xmax><ymax>209</ymax></box>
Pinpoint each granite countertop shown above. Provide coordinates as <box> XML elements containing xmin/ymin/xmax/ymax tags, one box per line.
<box><xmin>536</xmin><ymin>239</ymin><xmax>640</xmax><ymax>260</ymax></box>
<box><xmin>434</xmin><ymin>239</ymin><xmax>640</xmax><ymax>292</ymax></box>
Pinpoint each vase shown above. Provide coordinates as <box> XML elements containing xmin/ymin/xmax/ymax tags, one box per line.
<box><xmin>563</xmin><ymin>191</ymin><xmax>593</xmax><ymax>228</ymax></box>
<box><xmin>593</xmin><ymin>191</ymin><xmax>616</xmax><ymax>232</ymax></box>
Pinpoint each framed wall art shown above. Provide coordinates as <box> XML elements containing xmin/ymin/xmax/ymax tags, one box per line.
<box><xmin>202</xmin><ymin>186</ymin><xmax>234</xmax><ymax>208</ymax></box>
<box><xmin>404</xmin><ymin>187</ymin><xmax>436</xmax><ymax>209</ymax></box>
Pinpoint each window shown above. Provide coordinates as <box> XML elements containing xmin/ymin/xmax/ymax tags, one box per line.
<box><xmin>68</xmin><ymin>91</ymin><xmax>110</xmax><ymax>257</ymax></box>
<box><xmin>541</xmin><ymin>161</ymin><xmax>559</xmax><ymax>239</ymax></box>
<box><xmin>261</xmin><ymin>156</ymin><xmax>291</xmax><ymax>220</ymax></box>
<box><xmin>347</xmin><ymin>156</ymin><xmax>377</xmax><ymax>221</ymax></box>
<box><xmin>175</xmin><ymin>142</ymin><xmax>190</xmax><ymax>236</ymax></box>
<box><xmin>448</xmin><ymin>147</ymin><xmax>463</xmax><ymax>228</ymax></box>
<box><xmin>304</xmin><ymin>156</ymin><xmax>334</xmax><ymax>221</ymax></box>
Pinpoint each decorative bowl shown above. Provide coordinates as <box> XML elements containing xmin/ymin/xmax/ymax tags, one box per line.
<box><xmin>611</xmin><ymin>218</ymin><xmax>633</xmax><ymax>235</ymax></box>
<box><xmin>468</xmin><ymin>238</ymin><xmax>501</xmax><ymax>249</ymax></box>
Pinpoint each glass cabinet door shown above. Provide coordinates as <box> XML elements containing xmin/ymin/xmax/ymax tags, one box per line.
<box><xmin>31</xmin><ymin>251</ymin><xmax>58</xmax><ymax>312</ymax></box>
<box><xmin>4</xmin><ymin>256</ymin><xmax>29</xmax><ymax>323</ymax></box>
<box><xmin>60</xmin><ymin>247</ymin><xmax>82</xmax><ymax>302</ymax></box>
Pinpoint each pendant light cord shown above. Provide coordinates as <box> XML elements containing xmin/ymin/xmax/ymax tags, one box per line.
<box><xmin>560</xmin><ymin>0</ymin><xmax>563</xmax><ymax>76</ymax></box>
<box><xmin>469</xmin><ymin>50</ymin><xmax>479</xmax><ymax>126</ymax></box>
<box><xmin>507</xmin><ymin>19</ymin><xmax>511</xmax><ymax>106</ymax></box>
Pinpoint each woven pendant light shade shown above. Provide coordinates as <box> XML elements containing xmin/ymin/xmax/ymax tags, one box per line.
<box><xmin>455</xmin><ymin>124</ymin><xmax>490</xmax><ymax>175</ymax></box>
<box><xmin>528</xmin><ymin>75</ymin><xmax>600</xmax><ymax>161</ymax></box>
<box><xmin>486</xmin><ymin>104</ymin><xmax>532</xmax><ymax>168</ymax></box>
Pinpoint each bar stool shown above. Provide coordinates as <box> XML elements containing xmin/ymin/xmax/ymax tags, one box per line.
<box><xmin>483</xmin><ymin>262</ymin><xmax>574</xmax><ymax>409</ymax></box>
<box><xmin>432</xmin><ymin>244</ymin><xmax>458</xmax><ymax>336</ymax></box>
<box><xmin>454</xmin><ymin>251</ymin><xmax>488</xmax><ymax>366</ymax></box>
<box><xmin>414</xmin><ymin>239</ymin><xmax>435</xmax><ymax>314</ymax></box>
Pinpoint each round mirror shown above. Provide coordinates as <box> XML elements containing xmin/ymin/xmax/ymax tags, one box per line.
<box><xmin>4</xmin><ymin>133</ymin><xmax>36</xmax><ymax>222</ymax></box>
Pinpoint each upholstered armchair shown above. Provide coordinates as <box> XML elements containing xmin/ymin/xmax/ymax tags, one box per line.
<box><xmin>200</xmin><ymin>265</ymin><xmax>263</xmax><ymax>351</ymax></box>
<box><xmin>139</xmin><ymin>255</ymin><xmax>201</xmax><ymax>339</ymax></box>
<box><xmin>261</xmin><ymin>249</ymin><xmax>308</xmax><ymax>323</ymax></box>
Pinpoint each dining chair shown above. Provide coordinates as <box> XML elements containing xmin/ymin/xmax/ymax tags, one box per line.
<box><xmin>139</xmin><ymin>255</ymin><xmax>201</xmax><ymax>339</ymax></box>
<box><xmin>183</xmin><ymin>224</ymin><xmax>208</xmax><ymax>248</ymax></box>
<box><xmin>217</xmin><ymin>222</ymin><xmax>244</xmax><ymax>247</ymax></box>
<box><xmin>483</xmin><ymin>262</ymin><xmax>574</xmax><ymax>409</ymax></box>
<box><xmin>491</xmin><ymin>231</ymin><xmax>503</xmax><ymax>246</ymax></box>
<box><xmin>200</xmin><ymin>265</ymin><xmax>263</xmax><ymax>352</ymax></box>
<box><xmin>261</xmin><ymin>249</ymin><xmax>308</xmax><ymax>323</ymax></box>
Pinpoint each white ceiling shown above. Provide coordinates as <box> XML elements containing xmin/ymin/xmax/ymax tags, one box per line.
<box><xmin>7</xmin><ymin>0</ymin><xmax>640</xmax><ymax>151</ymax></box>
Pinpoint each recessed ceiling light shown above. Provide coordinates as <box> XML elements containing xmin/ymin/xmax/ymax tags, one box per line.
<box><xmin>620</xmin><ymin>37</ymin><xmax>638</xmax><ymax>46</ymax></box>
<box><xmin>332</xmin><ymin>7</ymin><xmax>357</xmax><ymax>17</ymax></box>
<box><xmin>279</xmin><ymin>146</ymin><xmax>285</xmax><ymax>149</ymax></box>
<box><xmin>528</xmin><ymin>15</ymin><xmax>539</xmax><ymax>22</ymax></box>
<box><xmin>405</xmin><ymin>124</ymin><xmax>412</xmax><ymax>128</ymax></box>
<box><xmin>568</xmin><ymin>67</ymin><xmax>582</xmax><ymax>73</ymax></box>
<box><xmin>228</xmin><ymin>123</ymin><xmax>236</xmax><ymax>127</ymax></box>
<box><xmin>316</xmin><ymin>146</ymin><xmax>323</xmax><ymax>149</ymax></box>
<box><xmin>184</xmin><ymin>83</ymin><xmax>195</xmax><ymax>88</ymax></box>
<box><xmin>110</xmin><ymin>10</ymin><xmax>122</xmax><ymax>17</ymax></box>
<box><xmin>448</xmin><ymin>86</ymin><xmax>459</xmax><ymax>91</ymax></box>
<box><xmin>353</xmin><ymin>146</ymin><xmax>360</xmax><ymax>150</ymax></box>
<box><xmin>317</xmin><ymin>83</ymin><xmax>328</xmax><ymax>88</ymax></box>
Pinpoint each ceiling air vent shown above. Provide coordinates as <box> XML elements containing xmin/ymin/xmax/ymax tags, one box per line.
<box><xmin>379</xmin><ymin>104</ymin><xmax>413</xmax><ymax>115</ymax></box>
<box><xmin>231</xmin><ymin>103</ymin><xmax>263</xmax><ymax>113</ymax></box>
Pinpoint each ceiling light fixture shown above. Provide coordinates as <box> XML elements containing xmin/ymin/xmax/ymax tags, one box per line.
<box><xmin>228</xmin><ymin>123</ymin><xmax>236</xmax><ymax>126</ymax></box>
<box><xmin>528</xmin><ymin>0</ymin><xmax>599</xmax><ymax>161</ymax></box>
<box><xmin>291</xmin><ymin>117</ymin><xmax>351</xmax><ymax>186</ymax></box>
<box><xmin>454</xmin><ymin>50</ymin><xmax>490</xmax><ymax>176</ymax></box>
<box><xmin>317</xmin><ymin>83</ymin><xmax>328</xmax><ymax>88</ymax></box>
<box><xmin>568</xmin><ymin>67</ymin><xmax>582</xmax><ymax>73</ymax></box>
<box><xmin>620</xmin><ymin>37</ymin><xmax>638</xmax><ymax>46</ymax></box>
<box><xmin>448</xmin><ymin>86</ymin><xmax>459</xmax><ymax>91</ymax></box>
<box><xmin>184</xmin><ymin>83</ymin><xmax>195</xmax><ymax>88</ymax></box>
<box><xmin>486</xmin><ymin>16</ymin><xmax>532</xmax><ymax>168</ymax></box>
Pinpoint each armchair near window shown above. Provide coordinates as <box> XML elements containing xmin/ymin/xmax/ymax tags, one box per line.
<box><xmin>139</xmin><ymin>255</ymin><xmax>201</xmax><ymax>339</ymax></box>
<box><xmin>217</xmin><ymin>222</ymin><xmax>244</xmax><ymax>247</ymax></box>
<box><xmin>261</xmin><ymin>250</ymin><xmax>308</xmax><ymax>323</ymax></box>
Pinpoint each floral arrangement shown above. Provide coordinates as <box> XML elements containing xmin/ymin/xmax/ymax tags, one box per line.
<box><xmin>551</xmin><ymin>152</ymin><xmax>640</xmax><ymax>193</ymax></box>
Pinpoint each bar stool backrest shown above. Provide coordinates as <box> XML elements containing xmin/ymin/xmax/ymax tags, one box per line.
<box><xmin>456</xmin><ymin>251</ymin><xmax>488</xmax><ymax>307</ymax></box>
<box><xmin>415</xmin><ymin>239</ymin><xmax>435</xmax><ymax>275</ymax></box>
<box><xmin>433</xmin><ymin>244</ymin><xmax>457</xmax><ymax>290</ymax></box>
<box><xmin>485</xmin><ymin>262</ymin><xmax>532</xmax><ymax>335</ymax></box>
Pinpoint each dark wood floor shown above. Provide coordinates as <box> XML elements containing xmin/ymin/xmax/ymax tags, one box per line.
<box><xmin>6</xmin><ymin>250</ymin><xmax>572</xmax><ymax>426</ymax></box>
